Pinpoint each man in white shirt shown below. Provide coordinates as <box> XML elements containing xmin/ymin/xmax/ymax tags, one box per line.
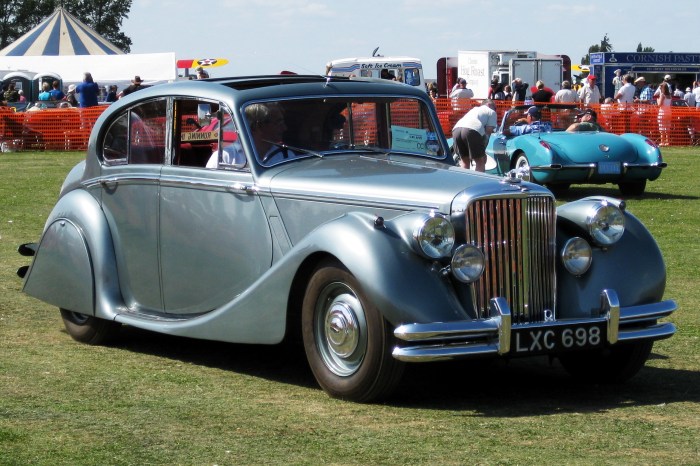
<box><xmin>579</xmin><ymin>75</ymin><xmax>601</xmax><ymax>105</ymax></box>
<box><xmin>554</xmin><ymin>80</ymin><xmax>579</xmax><ymax>103</ymax></box>
<box><xmin>451</xmin><ymin>99</ymin><xmax>497</xmax><ymax>172</ymax></box>
<box><xmin>614</xmin><ymin>75</ymin><xmax>636</xmax><ymax>103</ymax></box>
<box><xmin>692</xmin><ymin>81</ymin><xmax>700</xmax><ymax>108</ymax></box>
<box><xmin>450</xmin><ymin>78</ymin><xmax>474</xmax><ymax>111</ymax></box>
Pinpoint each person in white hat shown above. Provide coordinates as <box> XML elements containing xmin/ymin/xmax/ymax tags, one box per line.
<box><xmin>634</xmin><ymin>76</ymin><xmax>653</xmax><ymax>104</ymax></box>
<box><xmin>65</xmin><ymin>84</ymin><xmax>78</xmax><ymax>106</ymax></box>
<box><xmin>612</xmin><ymin>69</ymin><xmax>623</xmax><ymax>94</ymax></box>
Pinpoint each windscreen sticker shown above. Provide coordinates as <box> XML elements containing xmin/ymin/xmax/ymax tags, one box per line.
<box><xmin>391</xmin><ymin>125</ymin><xmax>428</xmax><ymax>152</ymax></box>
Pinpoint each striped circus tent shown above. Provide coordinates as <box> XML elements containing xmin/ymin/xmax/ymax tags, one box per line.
<box><xmin>0</xmin><ymin>7</ymin><xmax>124</xmax><ymax>56</ymax></box>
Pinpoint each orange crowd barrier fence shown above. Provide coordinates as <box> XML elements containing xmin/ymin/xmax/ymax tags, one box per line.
<box><xmin>1</xmin><ymin>100</ymin><xmax>699</xmax><ymax>153</ymax></box>
<box><xmin>0</xmin><ymin>106</ymin><xmax>107</xmax><ymax>152</ymax></box>
<box><xmin>435</xmin><ymin>99</ymin><xmax>700</xmax><ymax>147</ymax></box>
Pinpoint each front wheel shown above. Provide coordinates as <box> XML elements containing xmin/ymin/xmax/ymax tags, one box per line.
<box><xmin>514</xmin><ymin>153</ymin><xmax>532</xmax><ymax>182</ymax></box>
<box><xmin>60</xmin><ymin>309</ymin><xmax>121</xmax><ymax>345</ymax></box>
<box><xmin>558</xmin><ymin>340</ymin><xmax>653</xmax><ymax>383</ymax></box>
<box><xmin>302</xmin><ymin>260</ymin><xmax>404</xmax><ymax>402</ymax></box>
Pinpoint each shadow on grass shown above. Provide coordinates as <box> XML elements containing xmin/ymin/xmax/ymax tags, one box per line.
<box><xmin>554</xmin><ymin>185</ymin><xmax>699</xmax><ymax>202</ymax></box>
<box><xmin>88</xmin><ymin>326</ymin><xmax>700</xmax><ymax>414</ymax></box>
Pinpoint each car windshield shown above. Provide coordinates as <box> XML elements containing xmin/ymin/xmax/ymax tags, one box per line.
<box><xmin>503</xmin><ymin>106</ymin><xmax>580</xmax><ymax>132</ymax></box>
<box><xmin>244</xmin><ymin>96</ymin><xmax>445</xmax><ymax>166</ymax></box>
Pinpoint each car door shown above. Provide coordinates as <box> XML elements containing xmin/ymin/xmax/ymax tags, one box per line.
<box><xmin>99</xmin><ymin>99</ymin><xmax>166</xmax><ymax>313</ymax></box>
<box><xmin>158</xmin><ymin>98</ymin><xmax>273</xmax><ymax>315</ymax></box>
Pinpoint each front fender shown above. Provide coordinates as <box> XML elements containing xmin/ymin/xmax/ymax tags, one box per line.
<box><xmin>23</xmin><ymin>190</ymin><xmax>122</xmax><ymax>317</ymax></box>
<box><xmin>556</xmin><ymin>203</ymin><xmax>666</xmax><ymax>318</ymax></box>
<box><xmin>295</xmin><ymin>211</ymin><xmax>468</xmax><ymax>326</ymax></box>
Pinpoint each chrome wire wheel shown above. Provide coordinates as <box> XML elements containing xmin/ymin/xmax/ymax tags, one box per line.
<box><xmin>314</xmin><ymin>282</ymin><xmax>368</xmax><ymax>377</ymax></box>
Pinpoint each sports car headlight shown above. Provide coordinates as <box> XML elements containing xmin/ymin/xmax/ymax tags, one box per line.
<box><xmin>561</xmin><ymin>237</ymin><xmax>592</xmax><ymax>276</ymax></box>
<box><xmin>587</xmin><ymin>201</ymin><xmax>625</xmax><ymax>246</ymax></box>
<box><xmin>412</xmin><ymin>214</ymin><xmax>455</xmax><ymax>259</ymax></box>
<box><xmin>451</xmin><ymin>244</ymin><xmax>485</xmax><ymax>283</ymax></box>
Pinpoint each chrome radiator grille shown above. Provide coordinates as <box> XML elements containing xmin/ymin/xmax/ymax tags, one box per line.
<box><xmin>465</xmin><ymin>196</ymin><xmax>556</xmax><ymax>323</ymax></box>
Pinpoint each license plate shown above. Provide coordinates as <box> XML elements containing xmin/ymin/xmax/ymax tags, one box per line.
<box><xmin>511</xmin><ymin>322</ymin><xmax>606</xmax><ymax>355</ymax></box>
<box><xmin>598</xmin><ymin>161</ymin><xmax>620</xmax><ymax>175</ymax></box>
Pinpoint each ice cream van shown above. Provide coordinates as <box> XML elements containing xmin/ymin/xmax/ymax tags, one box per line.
<box><xmin>325</xmin><ymin>55</ymin><xmax>425</xmax><ymax>90</ymax></box>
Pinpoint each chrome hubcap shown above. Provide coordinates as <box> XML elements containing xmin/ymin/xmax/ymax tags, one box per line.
<box><xmin>315</xmin><ymin>282</ymin><xmax>367</xmax><ymax>377</ymax></box>
<box><xmin>325</xmin><ymin>303</ymin><xmax>359</xmax><ymax>358</ymax></box>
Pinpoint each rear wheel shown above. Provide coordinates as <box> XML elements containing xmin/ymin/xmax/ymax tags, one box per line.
<box><xmin>60</xmin><ymin>309</ymin><xmax>121</xmax><ymax>345</ymax></box>
<box><xmin>558</xmin><ymin>340</ymin><xmax>653</xmax><ymax>383</ymax></box>
<box><xmin>618</xmin><ymin>180</ymin><xmax>646</xmax><ymax>196</ymax></box>
<box><xmin>302</xmin><ymin>260</ymin><xmax>404</xmax><ymax>402</ymax></box>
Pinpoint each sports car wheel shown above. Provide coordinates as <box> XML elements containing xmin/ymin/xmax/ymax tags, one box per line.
<box><xmin>302</xmin><ymin>259</ymin><xmax>404</xmax><ymax>402</ymax></box>
<box><xmin>618</xmin><ymin>180</ymin><xmax>646</xmax><ymax>196</ymax></box>
<box><xmin>60</xmin><ymin>309</ymin><xmax>121</xmax><ymax>345</ymax></box>
<box><xmin>558</xmin><ymin>340</ymin><xmax>653</xmax><ymax>383</ymax></box>
<box><xmin>514</xmin><ymin>154</ymin><xmax>532</xmax><ymax>181</ymax></box>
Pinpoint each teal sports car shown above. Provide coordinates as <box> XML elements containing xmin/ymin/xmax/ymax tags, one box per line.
<box><xmin>484</xmin><ymin>105</ymin><xmax>667</xmax><ymax>195</ymax></box>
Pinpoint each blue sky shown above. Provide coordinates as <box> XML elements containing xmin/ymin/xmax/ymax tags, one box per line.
<box><xmin>123</xmin><ymin>0</ymin><xmax>691</xmax><ymax>79</ymax></box>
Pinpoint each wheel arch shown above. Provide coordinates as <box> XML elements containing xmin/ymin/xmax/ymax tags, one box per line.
<box><xmin>286</xmin><ymin>212</ymin><xmax>467</xmax><ymax>330</ymax></box>
<box><xmin>23</xmin><ymin>190</ymin><xmax>122</xmax><ymax>318</ymax></box>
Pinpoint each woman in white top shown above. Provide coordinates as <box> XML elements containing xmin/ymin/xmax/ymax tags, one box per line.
<box><xmin>656</xmin><ymin>82</ymin><xmax>672</xmax><ymax>146</ymax></box>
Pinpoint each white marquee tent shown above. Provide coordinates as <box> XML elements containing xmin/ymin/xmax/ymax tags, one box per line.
<box><xmin>0</xmin><ymin>7</ymin><xmax>176</xmax><ymax>83</ymax></box>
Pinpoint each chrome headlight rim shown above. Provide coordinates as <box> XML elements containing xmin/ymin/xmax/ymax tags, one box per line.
<box><xmin>412</xmin><ymin>213</ymin><xmax>455</xmax><ymax>259</ymax></box>
<box><xmin>561</xmin><ymin>237</ymin><xmax>593</xmax><ymax>276</ymax></box>
<box><xmin>586</xmin><ymin>200</ymin><xmax>625</xmax><ymax>247</ymax></box>
<box><xmin>450</xmin><ymin>244</ymin><xmax>485</xmax><ymax>283</ymax></box>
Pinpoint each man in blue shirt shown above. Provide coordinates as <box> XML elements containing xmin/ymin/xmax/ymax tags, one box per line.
<box><xmin>75</xmin><ymin>72</ymin><xmax>100</xmax><ymax>108</ymax></box>
<box><xmin>635</xmin><ymin>77</ymin><xmax>654</xmax><ymax>104</ymax></box>
<box><xmin>506</xmin><ymin>106</ymin><xmax>551</xmax><ymax>136</ymax></box>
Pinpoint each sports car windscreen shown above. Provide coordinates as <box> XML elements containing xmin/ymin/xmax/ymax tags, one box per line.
<box><xmin>248</xmin><ymin>97</ymin><xmax>445</xmax><ymax>166</ymax></box>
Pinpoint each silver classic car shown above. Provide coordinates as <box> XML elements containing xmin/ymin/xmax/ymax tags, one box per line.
<box><xmin>18</xmin><ymin>75</ymin><xmax>677</xmax><ymax>402</ymax></box>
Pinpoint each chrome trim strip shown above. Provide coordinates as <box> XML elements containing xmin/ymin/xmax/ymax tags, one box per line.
<box><xmin>530</xmin><ymin>162</ymin><xmax>666</xmax><ymax>172</ymax></box>
<box><xmin>619</xmin><ymin>299</ymin><xmax>677</xmax><ymax>323</ymax></box>
<box><xmin>618</xmin><ymin>322</ymin><xmax>676</xmax><ymax>342</ymax></box>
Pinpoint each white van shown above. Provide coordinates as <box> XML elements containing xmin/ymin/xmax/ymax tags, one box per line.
<box><xmin>325</xmin><ymin>56</ymin><xmax>425</xmax><ymax>90</ymax></box>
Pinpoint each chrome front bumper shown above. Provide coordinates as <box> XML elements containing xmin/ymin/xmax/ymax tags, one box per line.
<box><xmin>392</xmin><ymin>289</ymin><xmax>677</xmax><ymax>362</ymax></box>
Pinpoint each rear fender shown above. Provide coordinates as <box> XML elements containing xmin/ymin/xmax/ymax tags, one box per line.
<box><xmin>23</xmin><ymin>190</ymin><xmax>122</xmax><ymax>317</ymax></box>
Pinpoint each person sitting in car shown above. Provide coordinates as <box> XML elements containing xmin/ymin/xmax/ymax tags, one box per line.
<box><xmin>566</xmin><ymin>108</ymin><xmax>604</xmax><ymax>132</ymax></box>
<box><xmin>505</xmin><ymin>106</ymin><xmax>552</xmax><ymax>136</ymax></box>
<box><xmin>207</xmin><ymin>102</ymin><xmax>295</xmax><ymax>168</ymax></box>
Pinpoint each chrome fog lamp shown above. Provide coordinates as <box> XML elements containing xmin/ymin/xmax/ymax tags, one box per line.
<box><xmin>413</xmin><ymin>214</ymin><xmax>455</xmax><ymax>259</ymax></box>
<box><xmin>561</xmin><ymin>237</ymin><xmax>592</xmax><ymax>276</ymax></box>
<box><xmin>587</xmin><ymin>201</ymin><xmax>625</xmax><ymax>246</ymax></box>
<box><xmin>451</xmin><ymin>244</ymin><xmax>485</xmax><ymax>283</ymax></box>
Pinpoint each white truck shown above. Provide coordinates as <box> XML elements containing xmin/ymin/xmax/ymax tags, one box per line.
<box><xmin>325</xmin><ymin>55</ymin><xmax>425</xmax><ymax>90</ymax></box>
<box><xmin>444</xmin><ymin>50</ymin><xmax>566</xmax><ymax>99</ymax></box>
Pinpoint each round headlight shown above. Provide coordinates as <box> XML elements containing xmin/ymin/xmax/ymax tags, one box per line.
<box><xmin>413</xmin><ymin>214</ymin><xmax>455</xmax><ymax>259</ymax></box>
<box><xmin>587</xmin><ymin>201</ymin><xmax>625</xmax><ymax>246</ymax></box>
<box><xmin>451</xmin><ymin>244</ymin><xmax>485</xmax><ymax>283</ymax></box>
<box><xmin>561</xmin><ymin>237</ymin><xmax>592</xmax><ymax>276</ymax></box>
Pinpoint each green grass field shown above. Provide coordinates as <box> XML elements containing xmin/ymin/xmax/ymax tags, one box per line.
<box><xmin>1</xmin><ymin>149</ymin><xmax>698</xmax><ymax>465</ymax></box>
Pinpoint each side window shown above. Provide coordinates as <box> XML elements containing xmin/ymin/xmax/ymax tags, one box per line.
<box><xmin>101</xmin><ymin>100</ymin><xmax>167</xmax><ymax>165</ymax></box>
<box><xmin>103</xmin><ymin>113</ymin><xmax>128</xmax><ymax>164</ymax></box>
<box><xmin>129</xmin><ymin>100</ymin><xmax>167</xmax><ymax>164</ymax></box>
<box><xmin>174</xmin><ymin>98</ymin><xmax>241</xmax><ymax>169</ymax></box>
